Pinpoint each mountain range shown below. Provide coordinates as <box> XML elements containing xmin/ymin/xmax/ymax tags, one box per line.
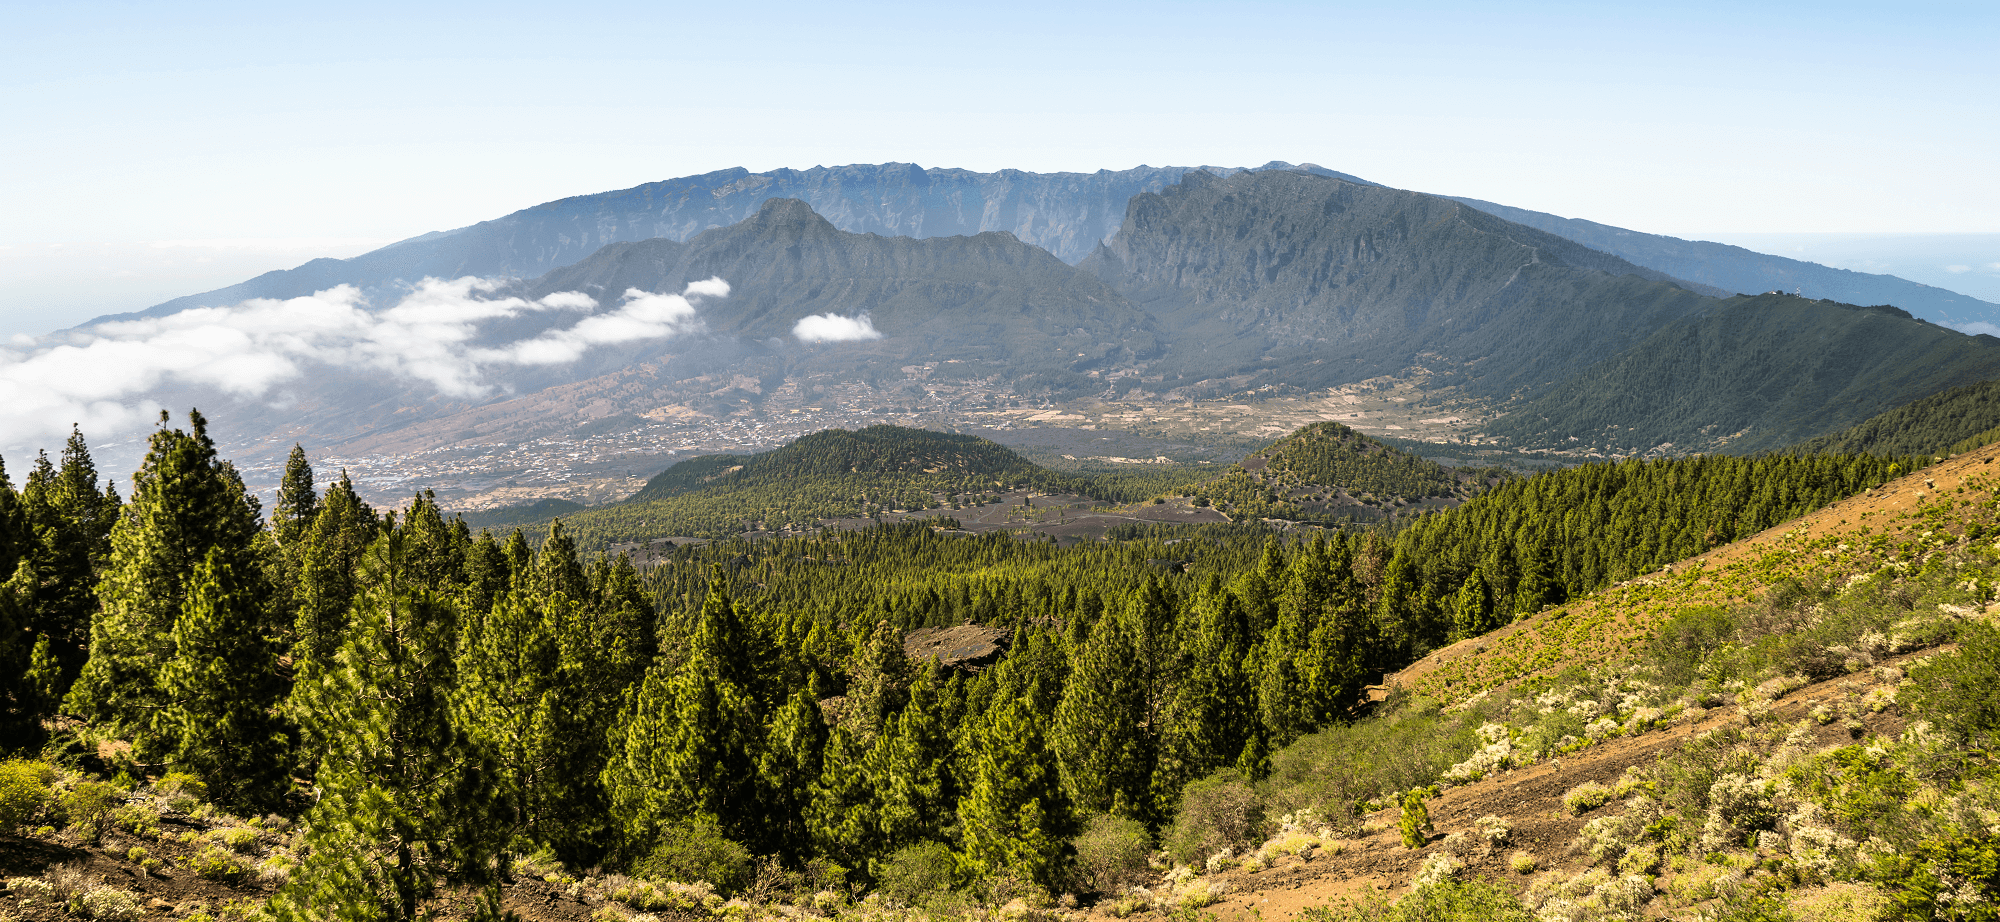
<box><xmin>54</xmin><ymin>162</ymin><xmax>2000</xmax><ymax>492</ymax></box>
<box><xmin>99</xmin><ymin>162</ymin><xmax>1996</xmax><ymax>332</ymax></box>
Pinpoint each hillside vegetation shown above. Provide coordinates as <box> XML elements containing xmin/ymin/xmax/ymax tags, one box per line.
<box><xmin>1192</xmin><ymin>423</ymin><xmax>1490</xmax><ymax>524</ymax></box>
<box><xmin>548</xmin><ymin>426</ymin><xmax>1073</xmax><ymax>544</ymax></box>
<box><xmin>1786</xmin><ymin>376</ymin><xmax>2000</xmax><ymax>459</ymax></box>
<box><xmin>1488</xmin><ymin>293</ymin><xmax>2000</xmax><ymax>454</ymax></box>
<box><xmin>0</xmin><ymin>409</ymin><xmax>1985</xmax><ymax>922</ymax></box>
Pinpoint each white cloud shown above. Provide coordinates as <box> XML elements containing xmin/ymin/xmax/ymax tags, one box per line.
<box><xmin>0</xmin><ymin>276</ymin><xmax>726</xmax><ymax>452</ymax></box>
<box><xmin>794</xmin><ymin>312</ymin><xmax>882</xmax><ymax>343</ymax></box>
<box><xmin>1947</xmin><ymin>264</ymin><xmax>1973</xmax><ymax>273</ymax></box>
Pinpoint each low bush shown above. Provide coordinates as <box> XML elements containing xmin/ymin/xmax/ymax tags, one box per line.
<box><xmin>1904</xmin><ymin>621</ymin><xmax>2000</xmax><ymax>749</ymax></box>
<box><xmin>632</xmin><ymin>819</ymin><xmax>753</xmax><ymax>895</ymax></box>
<box><xmin>1163</xmin><ymin>769</ymin><xmax>1261</xmax><ymax>864</ymax></box>
<box><xmin>1296</xmin><ymin>877</ymin><xmax>1534</xmax><ymax>921</ymax></box>
<box><xmin>1072</xmin><ymin>814</ymin><xmax>1151</xmax><ymax>894</ymax></box>
<box><xmin>875</xmin><ymin>841</ymin><xmax>959</xmax><ymax>906</ymax></box>
<box><xmin>62</xmin><ymin>779</ymin><xmax>120</xmax><ymax>842</ymax></box>
<box><xmin>1397</xmin><ymin>790</ymin><xmax>1431</xmax><ymax>850</ymax></box>
<box><xmin>0</xmin><ymin>758</ymin><xmax>55</xmax><ymax>830</ymax></box>
<box><xmin>191</xmin><ymin>846</ymin><xmax>250</xmax><ymax>885</ymax></box>
<box><xmin>1561</xmin><ymin>780</ymin><xmax>1615</xmax><ymax>816</ymax></box>
<box><xmin>215</xmin><ymin>825</ymin><xmax>262</xmax><ymax>853</ymax></box>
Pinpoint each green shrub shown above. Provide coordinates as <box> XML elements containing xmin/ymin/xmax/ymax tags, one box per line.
<box><xmin>1295</xmin><ymin>877</ymin><xmax>1533</xmax><ymax>921</ymax></box>
<box><xmin>155</xmin><ymin>772</ymin><xmax>207</xmax><ymax>799</ymax></box>
<box><xmin>875</xmin><ymin>841</ymin><xmax>960</xmax><ymax>905</ymax></box>
<box><xmin>62</xmin><ymin>779</ymin><xmax>120</xmax><ymax>842</ymax></box>
<box><xmin>1905</xmin><ymin>622</ymin><xmax>2000</xmax><ymax>749</ymax></box>
<box><xmin>1072</xmin><ymin>814</ymin><xmax>1151</xmax><ymax>894</ymax></box>
<box><xmin>1164</xmin><ymin>769</ymin><xmax>1263</xmax><ymax>864</ymax></box>
<box><xmin>113</xmin><ymin>802</ymin><xmax>160</xmax><ymax>838</ymax></box>
<box><xmin>1398</xmin><ymin>790</ymin><xmax>1431</xmax><ymax>850</ymax></box>
<box><xmin>191</xmin><ymin>846</ymin><xmax>249</xmax><ymax>885</ymax></box>
<box><xmin>215</xmin><ymin>826</ymin><xmax>261</xmax><ymax>853</ymax></box>
<box><xmin>0</xmin><ymin>759</ymin><xmax>55</xmax><ymax>831</ymax></box>
<box><xmin>632</xmin><ymin>819</ymin><xmax>753</xmax><ymax>895</ymax></box>
<box><xmin>78</xmin><ymin>885</ymin><xmax>144</xmax><ymax>921</ymax></box>
<box><xmin>1561</xmin><ymin>781</ymin><xmax>1615</xmax><ymax>815</ymax></box>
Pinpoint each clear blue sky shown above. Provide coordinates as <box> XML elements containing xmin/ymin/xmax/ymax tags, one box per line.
<box><xmin>3</xmin><ymin>0</ymin><xmax>1996</xmax><ymax>334</ymax></box>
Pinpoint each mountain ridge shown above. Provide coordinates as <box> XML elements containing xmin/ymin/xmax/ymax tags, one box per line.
<box><xmin>1451</xmin><ymin>195</ymin><xmax>2000</xmax><ymax>328</ymax></box>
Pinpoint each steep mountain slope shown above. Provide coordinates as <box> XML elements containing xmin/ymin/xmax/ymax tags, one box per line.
<box><xmin>521</xmin><ymin>197</ymin><xmax>1160</xmax><ymax>384</ymax></box>
<box><xmin>1488</xmin><ymin>293</ymin><xmax>2000</xmax><ymax>454</ymax></box>
<box><xmin>1082</xmin><ymin>169</ymin><xmax>1718</xmax><ymax>396</ymax></box>
<box><xmin>102</xmin><ymin>162</ymin><xmax>1364</xmax><ymax>324</ymax></box>
<box><xmin>1784</xmin><ymin>376</ymin><xmax>2000</xmax><ymax>458</ymax></box>
<box><xmin>1452</xmin><ymin>195</ymin><xmax>2000</xmax><ymax>328</ymax></box>
<box><xmin>162</xmin><ymin>198</ymin><xmax>1163</xmax><ymax>459</ymax></box>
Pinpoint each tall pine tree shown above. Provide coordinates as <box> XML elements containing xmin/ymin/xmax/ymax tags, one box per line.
<box><xmin>152</xmin><ymin>548</ymin><xmax>290</xmax><ymax>810</ymax></box>
<box><xmin>68</xmin><ymin>410</ymin><xmax>270</xmax><ymax>732</ymax></box>
<box><xmin>276</xmin><ymin>530</ymin><xmax>498</xmax><ymax>922</ymax></box>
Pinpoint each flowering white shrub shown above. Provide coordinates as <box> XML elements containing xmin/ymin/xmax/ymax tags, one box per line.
<box><xmin>1562</xmin><ymin>781</ymin><xmax>1614</xmax><ymax>815</ymax></box>
<box><xmin>1411</xmin><ymin>853</ymin><xmax>1463</xmax><ymax>889</ymax></box>
<box><xmin>1440</xmin><ymin>723</ymin><xmax>1519</xmax><ymax>785</ymax></box>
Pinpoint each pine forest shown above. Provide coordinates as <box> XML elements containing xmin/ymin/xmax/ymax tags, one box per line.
<box><xmin>2</xmin><ymin>409</ymin><xmax>1998</xmax><ymax>922</ymax></box>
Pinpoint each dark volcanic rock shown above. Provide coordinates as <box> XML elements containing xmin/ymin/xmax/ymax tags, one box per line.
<box><xmin>904</xmin><ymin>624</ymin><xmax>1008</xmax><ymax>671</ymax></box>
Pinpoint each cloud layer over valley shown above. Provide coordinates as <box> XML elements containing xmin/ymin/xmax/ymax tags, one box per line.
<box><xmin>0</xmin><ymin>276</ymin><xmax>727</xmax><ymax>452</ymax></box>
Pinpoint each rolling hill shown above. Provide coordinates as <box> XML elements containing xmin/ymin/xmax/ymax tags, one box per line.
<box><xmin>1192</xmin><ymin>422</ymin><xmax>1495</xmax><ymax>524</ymax></box>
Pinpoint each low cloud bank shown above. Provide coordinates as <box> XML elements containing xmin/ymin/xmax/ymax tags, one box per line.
<box><xmin>794</xmin><ymin>313</ymin><xmax>882</xmax><ymax>342</ymax></box>
<box><xmin>0</xmin><ymin>276</ymin><xmax>727</xmax><ymax>452</ymax></box>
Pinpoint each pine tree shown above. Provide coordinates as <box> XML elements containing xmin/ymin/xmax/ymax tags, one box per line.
<box><xmin>761</xmin><ymin>687</ymin><xmax>828</xmax><ymax>858</ymax></box>
<box><xmin>451</xmin><ymin>587</ymin><xmax>561</xmax><ymax>861</ymax></box>
<box><xmin>1151</xmin><ymin>582</ymin><xmax>1252</xmax><ymax>815</ymax></box>
<box><xmin>1051</xmin><ymin>607</ymin><xmax>1152</xmax><ymax>820</ymax></box>
<box><xmin>807</xmin><ymin>725</ymin><xmax>878</xmax><ymax>869</ymax></box>
<box><xmin>868</xmin><ymin>662</ymin><xmax>954</xmax><ymax>861</ymax></box>
<box><xmin>289</xmin><ymin>472</ymin><xmax>378</xmax><ymax>676</ymax></box>
<box><xmin>273</xmin><ymin>444</ymin><xmax>319</xmax><ymax>549</ymax></box>
<box><xmin>602</xmin><ymin>576</ymin><xmax>767</xmax><ymax>856</ymax></box>
<box><xmin>152</xmin><ymin>548</ymin><xmax>290</xmax><ymax>810</ymax></box>
<box><xmin>275</xmin><ymin>531</ymin><xmax>498</xmax><ymax>922</ymax></box>
<box><xmin>68</xmin><ymin>410</ymin><xmax>271</xmax><ymax>734</ymax></box>
<box><xmin>845</xmin><ymin>619</ymin><xmax>911</xmax><ymax>744</ymax></box>
<box><xmin>957</xmin><ymin>697</ymin><xmax>1069</xmax><ymax>889</ymax></box>
<box><xmin>19</xmin><ymin>428</ymin><xmax>118</xmax><ymax>700</ymax></box>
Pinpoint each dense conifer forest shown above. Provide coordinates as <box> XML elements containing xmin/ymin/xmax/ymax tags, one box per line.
<box><xmin>2</xmin><ymin>411</ymin><xmax>1995</xmax><ymax>922</ymax></box>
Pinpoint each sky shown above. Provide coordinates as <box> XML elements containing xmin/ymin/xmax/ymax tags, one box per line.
<box><xmin>3</xmin><ymin>0</ymin><xmax>1997</xmax><ymax>337</ymax></box>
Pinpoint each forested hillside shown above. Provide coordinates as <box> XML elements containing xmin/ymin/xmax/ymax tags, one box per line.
<box><xmin>1488</xmin><ymin>293</ymin><xmax>2000</xmax><ymax>454</ymax></box>
<box><xmin>1191</xmin><ymin>423</ymin><xmax>1490</xmax><ymax>524</ymax></box>
<box><xmin>527</xmin><ymin>427</ymin><xmax>1095</xmax><ymax>545</ymax></box>
<box><xmin>0</xmin><ymin>410</ymin><xmax>1980</xmax><ymax>922</ymax></box>
<box><xmin>1785</xmin><ymin>376</ymin><xmax>2000</xmax><ymax>458</ymax></box>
